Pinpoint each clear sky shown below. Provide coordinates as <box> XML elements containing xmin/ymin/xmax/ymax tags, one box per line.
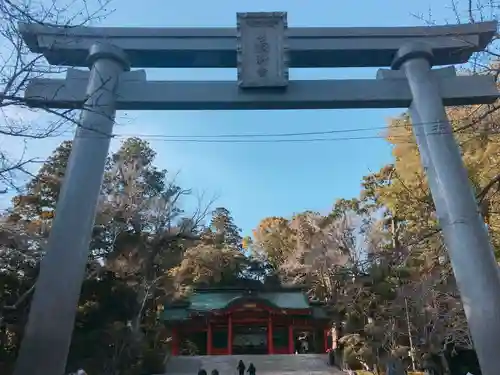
<box><xmin>2</xmin><ymin>0</ymin><xmax>465</xmax><ymax>236</ymax></box>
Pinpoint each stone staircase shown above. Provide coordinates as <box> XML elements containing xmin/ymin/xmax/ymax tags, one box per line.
<box><xmin>164</xmin><ymin>354</ymin><xmax>345</xmax><ymax>375</ymax></box>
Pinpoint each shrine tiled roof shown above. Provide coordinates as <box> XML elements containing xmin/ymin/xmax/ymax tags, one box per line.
<box><xmin>161</xmin><ymin>288</ymin><xmax>318</xmax><ymax>321</ymax></box>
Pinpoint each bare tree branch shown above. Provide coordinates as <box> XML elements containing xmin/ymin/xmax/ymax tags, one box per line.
<box><xmin>0</xmin><ymin>0</ymin><xmax>113</xmax><ymax>193</ymax></box>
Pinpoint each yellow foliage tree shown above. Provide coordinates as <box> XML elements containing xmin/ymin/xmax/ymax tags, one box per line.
<box><xmin>173</xmin><ymin>244</ymin><xmax>246</xmax><ymax>286</ymax></box>
<box><xmin>371</xmin><ymin>102</ymin><xmax>500</xmax><ymax>257</ymax></box>
<box><xmin>251</xmin><ymin>216</ymin><xmax>297</xmax><ymax>269</ymax></box>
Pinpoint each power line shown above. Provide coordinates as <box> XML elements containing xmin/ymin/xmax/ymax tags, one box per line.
<box><xmin>0</xmin><ymin>117</ymin><xmax>489</xmax><ymax>144</ymax></box>
<box><xmin>108</xmin><ymin>133</ymin><xmax>449</xmax><ymax>144</ymax></box>
<box><xmin>1</xmin><ymin>122</ymin><xmax>402</xmax><ymax>138</ymax></box>
<box><xmin>112</xmin><ymin>126</ymin><xmax>492</xmax><ymax>144</ymax></box>
<box><xmin>119</xmin><ymin>124</ymin><xmax>397</xmax><ymax>139</ymax></box>
<box><xmin>11</xmin><ymin>128</ymin><xmax>494</xmax><ymax>150</ymax></box>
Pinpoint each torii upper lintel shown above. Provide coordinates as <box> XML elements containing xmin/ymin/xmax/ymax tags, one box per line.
<box><xmin>18</xmin><ymin>20</ymin><xmax>497</xmax><ymax>68</ymax></box>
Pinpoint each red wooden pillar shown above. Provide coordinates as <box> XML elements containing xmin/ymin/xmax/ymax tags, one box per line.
<box><xmin>207</xmin><ymin>321</ymin><xmax>213</xmax><ymax>355</ymax></box>
<box><xmin>288</xmin><ymin>324</ymin><xmax>294</xmax><ymax>354</ymax></box>
<box><xmin>228</xmin><ymin>314</ymin><xmax>233</xmax><ymax>355</ymax></box>
<box><xmin>267</xmin><ymin>314</ymin><xmax>274</xmax><ymax>354</ymax></box>
<box><xmin>171</xmin><ymin>327</ymin><xmax>179</xmax><ymax>355</ymax></box>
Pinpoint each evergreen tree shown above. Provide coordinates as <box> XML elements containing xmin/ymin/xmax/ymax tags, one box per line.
<box><xmin>203</xmin><ymin>207</ymin><xmax>242</xmax><ymax>250</ymax></box>
<box><xmin>11</xmin><ymin>140</ymin><xmax>72</xmax><ymax>222</ymax></box>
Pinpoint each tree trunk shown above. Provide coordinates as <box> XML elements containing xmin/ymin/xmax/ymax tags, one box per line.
<box><xmin>131</xmin><ymin>282</ymin><xmax>148</xmax><ymax>346</ymax></box>
<box><xmin>439</xmin><ymin>352</ymin><xmax>450</xmax><ymax>375</ymax></box>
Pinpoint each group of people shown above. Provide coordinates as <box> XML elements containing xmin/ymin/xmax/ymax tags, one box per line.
<box><xmin>197</xmin><ymin>360</ymin><xmax>256</xmax><ymax>375</ymax></box>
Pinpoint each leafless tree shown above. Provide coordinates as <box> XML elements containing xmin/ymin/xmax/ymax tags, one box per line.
<box><xmin>411</xmin><ymin>0</ymin><xmax>500</xmax><ymax>138</ymax></box>
<box><xmin>0</xmin><ymin>0</ymin><xmax>112</xmax><ymax>194</ymax></box>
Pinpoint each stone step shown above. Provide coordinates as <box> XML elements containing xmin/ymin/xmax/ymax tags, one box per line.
<box><xmin>165</xmin><ymin>354</ymin><xmax>345</xmax><ymax>374</ymax></box>
<box><xmin>167</xmin><ymin>372</ymin><xmax>344</xmax><ymax>375</ymax></box>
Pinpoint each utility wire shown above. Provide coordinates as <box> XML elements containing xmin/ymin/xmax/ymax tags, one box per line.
<box><xmin>106</xmin><ymin>131</ymin><xmax>496</xmax><ymax>144</ymax></box>
<box><xmin>0</xmin><ymin>118</ymin><xmax>492</xmax><ymax>143</ymax></box>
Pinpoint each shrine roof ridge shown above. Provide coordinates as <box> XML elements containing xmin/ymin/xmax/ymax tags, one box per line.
<box><xmin>18</xmin><ymin>20</ymin><xmax>497</xmax><ymax>68</ymax></box>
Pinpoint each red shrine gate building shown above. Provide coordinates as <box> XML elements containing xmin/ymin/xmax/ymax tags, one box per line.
<box><xmin>162</xmin><ymin>287</ymin><xmax>333</xmax><ymax>356</ymax></box>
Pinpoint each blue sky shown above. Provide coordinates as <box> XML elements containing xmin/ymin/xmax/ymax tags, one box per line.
<box><xmin>3</xmin><ymin>0</ymin><xmax>466</xmax><ymax>236</ymax></box>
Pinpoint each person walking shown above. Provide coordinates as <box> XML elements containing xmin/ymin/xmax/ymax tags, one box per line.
<box><xmin>198</xmin><ymin>369</ymin><xmax>207</xmax><ymax>375</ymax></box>
<box><xmin>237</xmin><ymin>360</ymin><xmax>246</xmax><ymax>375</ymax></box>
<box><xmin>247</xmin><ymin>363</ymin><xmax>256</xmax><ymax>375</ymax></box>
<box><xmin>327</xmin><ymin>348</ymin><xmax>335</xmax><ymax>366</ymax></box>
<box><xmin>211</xmin><ymin>369</ymin><xmax>219</xmax><ymax>375</ymax></box>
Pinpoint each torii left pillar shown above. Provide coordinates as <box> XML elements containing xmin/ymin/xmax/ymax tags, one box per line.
<box><xmin>13</xmin><ymin>44</ymin><xmax>129</xmax><ymax>375</ymax></box>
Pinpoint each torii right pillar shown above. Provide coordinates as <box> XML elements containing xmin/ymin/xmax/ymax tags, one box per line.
<box><xmin>393</xmin><ymin>42</ymin><xmax>500</xmax><ymax>375</ymax></box>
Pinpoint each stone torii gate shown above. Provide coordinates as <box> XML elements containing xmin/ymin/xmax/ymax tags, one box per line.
<box><xmin>13</xmin><ymin>13</ymin><xmax>500</xmax><ymax>375</ymax></box>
